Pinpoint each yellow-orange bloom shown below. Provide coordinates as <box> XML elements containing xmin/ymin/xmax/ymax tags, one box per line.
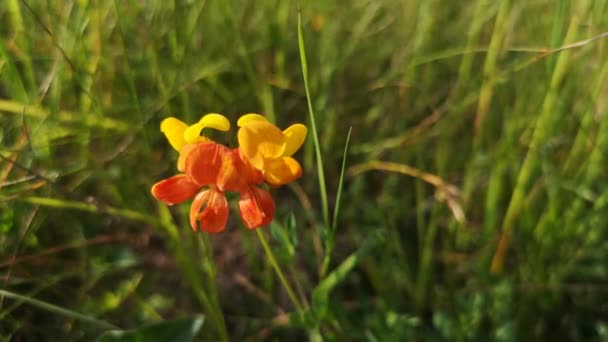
<box><xmin>237</xmin><ymin>114</ymin><xmax>307</xmax><ymax>185</ymax></box>
<box><xmin>152</xmin><ymin>113</ymin><xmax>306</xmax><ymax>233</ymax></box>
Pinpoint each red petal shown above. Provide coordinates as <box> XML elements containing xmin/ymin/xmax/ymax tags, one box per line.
<box><xmin>235</xmin><ymin>148</ymin><xmax>264</xmax><ymax>185</ymax></box>
<box><xmin>177</xmin><ymin>143</ymin><xmax>197</xmax><ymax>172</ymax></box>
<box><xmin>184</xmin><ymin>142</ymin><xmax>224</xmax><ymax>186</ymax></box>
<box><xmin>184</xmin><ymin>142</ymin><xmax>244</xmax><ymax>193</ymax></box>
<box><xmin>215</xmin><ymin>149</ymin><xmax>244</xmax><ymax>192</ymax></box>
<box><xmin>189</xmin><ymin>190</ymin><xmax>210</xmax><ymax>231</ymax></box>
<box><xmin>238</xmin><ymin>187</ymin><xmax>276</xmax><ymax>229</ymax></box>
<box><xmin>151</xmin><ymin>174</ymin><xmax>200</xmax><ymax>205</ymax></box>
<box><xmin>199</xmin><ymin>189</ymin><xmax>229</xmax><ymax>233</ymax></box>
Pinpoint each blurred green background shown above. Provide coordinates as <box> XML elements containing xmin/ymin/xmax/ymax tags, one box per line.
<box><xmin>2</xmin><ymin>0</ymin><xmax>608</xmax><ymax>340</ymax></box>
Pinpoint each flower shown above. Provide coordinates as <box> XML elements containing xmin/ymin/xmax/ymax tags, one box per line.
<box><xmin>236</xmin><ymin>114</ymin><xmax>308</xmax><ymax>185</ymax></box>
<box><xmin>151</xmin><ymin>113</ymin><xmax>305</xmax><ymax>233</ymax></box>
<box><xmin>152</xmin><ymin>141</ymin><xmax>275</xmax><ymax>232</ymax></box>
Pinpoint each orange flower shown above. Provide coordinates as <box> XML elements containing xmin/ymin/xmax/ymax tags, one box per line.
<box><xmin>152</xmin><ymin>113</ymin><xmax>305</xmax><ymax>233</ymax></box>
<box><xmin>152</xmin><ymin>141</ymin><xmax>275</xmax><ymax>232</ymax></box>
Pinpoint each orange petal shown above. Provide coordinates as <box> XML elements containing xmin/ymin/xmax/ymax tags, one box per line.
<box><xmin>200</xmin><ymin>189</ymin><xmax>229</xmax><ymax>233</ymax></box>
<box><xmin>238</xmin><ymin>187</ymin><xmax>275</xmax><ymax>229</ymax></box>
<box><xmin>215</xmin><ymin>148</ymin><xmax>243</xmax><ymax>192</ymax></box>
<box><xmin>190</xmin><ymin>190</ymin><xmax>210</xmax><ymax>231</ymax></box>
<box><xmin>190</xmin><ymin>188</ymin><xmax>229</xmax><ymax>233</ymax></box>
<box><xmin>184</xmin><ymin>142</ymin><xmax>224</xmax><ymax>186</ymax></box>
<box><xmin>177</xmin><ymin>143</ymin><xmax>197</xmax><ymax>171</ymax></box>
<box><xmin>262</xmin><ymin>157</ymin><xmax>302</xmax><ymax>185</ymax></box>
<box><xmin>151</xmin><ymin>174</ymin><xmax>200</xmax><ymax>205</ymax></box>
<box><xmin>235</xmin><ymin>148</ymin><xmax>264</xmax><ymax>185</ymax></box>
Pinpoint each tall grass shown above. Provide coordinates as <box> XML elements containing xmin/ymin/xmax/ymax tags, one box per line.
<box><xmin>1</xmin><ymin>0</ymin><xmax>608</xmax><ymax>340</ymax></box>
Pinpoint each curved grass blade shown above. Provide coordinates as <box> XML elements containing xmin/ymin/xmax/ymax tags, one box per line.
<box><xmin>297</xmin><ymin>9</ymin><xmax>329</xmax><ymax>230</ymax></box>
<box><xmin>0</xmin><ymin>288</ymin><xmax>117</xmax><ymax>330</ymax></box>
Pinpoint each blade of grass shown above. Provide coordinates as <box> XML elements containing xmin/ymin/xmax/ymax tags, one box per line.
<box><xmin>490</xmin><ymin>3</ymin><xmax>589</xmax><ymax>274</ymax></box>
<box><xmin>330</xmin><ymin>127</ymin><xmax>352</xmax><ymax>234</ymax></box>
<box><xmin>0</xmin><ymin>99</ymin><xmax>129</xmax><ymax>131</ymax></box>
<box><xmin>320</xmin><ymin>127</ymin><xmax>352</xmax><ymax>277</ymax></box>
<box><xmin>5</xmin><ymin>195</ymin><xmax>158</xmax><ymax>226</ymax></box>
<box><xmin>298</xmin><ymin>9</ymin><xmax>330</xmax><ymax>280</ymax></box>
<box><xmin>0</xmin><ymin>288</ymin><xmax>117</xmax><ymax>330</ymax></box>
<box><xmin>298</xmin><ymin>9</ymin><xmax>329</xmax><ymax>232</ymax></box>
<box><xmin>8</xmin><ymin>0</ymin><xmax>35</xmax><ymax>92</ymax></box>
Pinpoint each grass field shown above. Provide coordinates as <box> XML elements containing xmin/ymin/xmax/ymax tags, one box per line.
<box><xmin>2</xmin><ymin>0</ymin><xmax>608</xmax><ymax>340</ymax></box>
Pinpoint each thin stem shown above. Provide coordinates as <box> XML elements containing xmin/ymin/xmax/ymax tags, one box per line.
<box><xmin>256</xmin><ymin>229</ymin><xmax>304</xmax><ymax>312</ymax></box>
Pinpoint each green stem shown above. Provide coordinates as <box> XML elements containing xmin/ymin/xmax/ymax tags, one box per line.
<box><xmin>256</xmin><ymin>229</ymin><xmax>304</xmax><ymax>312</ymax></box>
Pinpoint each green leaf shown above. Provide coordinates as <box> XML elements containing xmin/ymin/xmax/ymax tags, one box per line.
<box><xmin>95</xmin><ymin>315</ymin><xmax>204</xmax><ymax>342</ymax></box>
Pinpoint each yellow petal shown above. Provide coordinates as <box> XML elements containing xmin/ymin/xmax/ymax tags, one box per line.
<box><xmin>160</xmin><ymin>117</ymin><xmax>187</xmax><ymax>151</ymax></box>
<box><xmin>263</xmin><ymin>157</ymin><xmax>302</xmax><ymax>185</ymax></box>
<box><xmin>183</xmin><ymin>123</ymin><xmax>209</xmax><ymax>144</ymax></box>
<box><xmin>282</xmin><ymin>123</ymin><xmax>307</xmax><ymax>157</ymax></box>
<box><xmin>237</xmin><ymin>121</ymin><xmax>286</xmax><ymax>169</ymax></box>
<box><xmin>237</xmin><ymin>113</ymin><xmax>268</xmax><ymax>127</ymax></box>
<box><xmin>199</xmin><ymin>113</ymin><xmax>230</xmax><ymax>131</ymax></box>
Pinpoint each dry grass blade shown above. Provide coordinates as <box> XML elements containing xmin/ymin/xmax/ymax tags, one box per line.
<box><xmin>349</xmin><ymin>160</ymin><xmax>465</xmax><ymax>223</ymax></box>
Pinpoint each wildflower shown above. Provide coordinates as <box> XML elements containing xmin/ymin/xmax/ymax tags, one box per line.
<box><xmin>152</xmin><ymin>139</ymin><xmax>276</xmax><ymax>232</ymax></box>
<box><xmin>151</xmin><ymin>113</ymin><xmax>305</xmax><ymax>233</ymax></box>
<box><xmin>237</xmin><ymin>114</ymin><xmax>307</xmax><ymax>185</ymax></box>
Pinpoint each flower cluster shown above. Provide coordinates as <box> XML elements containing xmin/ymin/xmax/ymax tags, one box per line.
<box><xmin>151</xmin><ymin>113</ymin><xmax>307</xmax><ymax>233</ymax></box>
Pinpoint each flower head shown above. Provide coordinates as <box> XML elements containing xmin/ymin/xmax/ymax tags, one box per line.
<box><xmin>152</xmin><ymin>140</ymin><xmax>274</xmax><ymax>232</ymax></box>
<box><xmin>151</xmin><ymin>113</ymin><xmax>305</xmax><ymax>233</ymax></box>
<box><xmin>237</xmin><ymin>114</ymin><xmax>307</xmax><ymax>185</ymax></box>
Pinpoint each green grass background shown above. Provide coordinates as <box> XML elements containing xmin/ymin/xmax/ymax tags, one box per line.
<box><xmin>1</xmin><ymin>0</ymin><xmax>608</xmax><ymax>340</ymax></box>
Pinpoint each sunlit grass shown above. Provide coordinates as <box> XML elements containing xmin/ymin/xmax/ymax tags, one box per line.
<box><xmin>2</xmin><ymin>0</ymin><xmax>608</xmax><ymax>340</ymax></box>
